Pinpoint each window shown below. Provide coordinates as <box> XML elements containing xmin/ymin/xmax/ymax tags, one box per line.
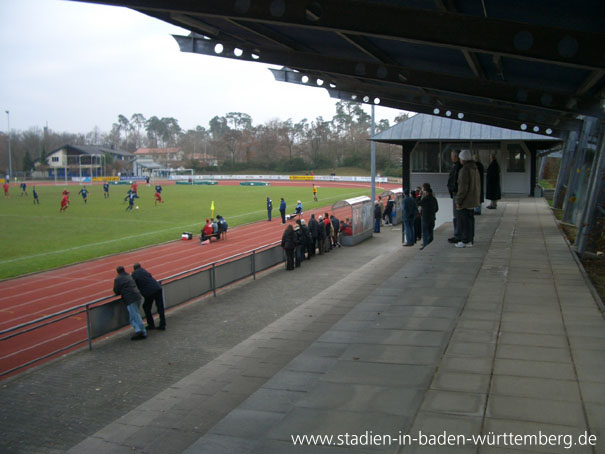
<box><xmin>506</xmin><ymin>144</ymin><xmax>526</xmax><ymax>172</ymax></box>
<box><xmin>441</xmin><ymin>142</ymin><xmax>470</xmax><ymax>173</ymax></box>
<box><xmin>51</xmin><ymin>156</ymin><xmax>59</xmax><ymax>162</ymax></box>
<box><xmin>411</xmin><ymin>143</ymin><xmax>440</xmax><ymax>172</ymax></box>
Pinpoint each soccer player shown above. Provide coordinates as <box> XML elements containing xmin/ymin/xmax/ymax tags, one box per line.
<box><xmin>126</xmin><ymin>190</ymin><xmax>139</xmax><ymax>212</ymax></box>
<box><xmin>59</xmin><ymin>191</ymin><xmax>70</xmax><ymax>212</ymax></box>
<box><xmin>312</xmin><ymin>184</ymin><xmax>318</xmax><ymax>202</ymax></box>
<box><xmin>78</xmin><ymin>186</ymin><xmax>89</xmax><ymax>204</ymax></box>
<box><xmin>33</xmin><ymin>186</ymin><xmax>39</xmax><ymax>204</ymax></box>
<box><xmin>20</xmin><ymin>181</ymin><xmax>28</xmax><ymax>197</ymax></box>
<box><xmin>154</xmin><ymin>184</ymin><xmax>163</xmax><ymax>205</ymax></box>
<box><xmin>131</xmin><ymin>181</ymin><xmax>138</xmax><ymax>195</ymax></box>
<box><xmin>103</xmin><ymin>181</ymin><xmax>110</xmax><ymax>198</ymax></box>
<box><xmin>2</xmin><ymin>181</ymin><xmax>9</xmax><ymax>198</ymax></box>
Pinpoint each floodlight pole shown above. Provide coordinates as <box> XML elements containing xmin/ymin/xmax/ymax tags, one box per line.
<box><xmin>5</xmin><ymin>110</ymin><xmax>12</xmax><ymax>180</ymax></box>
<box><xmin>371</xmin><ymin>104</ymin><xmax>376</xmax><ymax>203</ymax></box>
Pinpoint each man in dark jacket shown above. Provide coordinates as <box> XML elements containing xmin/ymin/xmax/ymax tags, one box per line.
<box><xmin>132</xmin><ymin>263</ymin><xmax>166</xmax><ymax>330</ymax></box>
<box><xmin>300</xmin><ymin>219</ymin><xmax>314</xmax><ymax>258</ymax></box>
<box><xmin>374</xmin><ymin>202</ymin><xmax>381</xmax><ymax>233</ymax></box>
<box><xmin>317</xmin><ymin>215</ymin><xmax>326</xmax><ymax>255</ymax></box>
<box><xmin>308</xmin><ymin>214</ymin><xmax>320</xmax><ymax>256</ymax></box>
<box><xmin>473</xmin><ymin>153</ymin><xmax>485</xmax><ymax>215</ymax></box>
<box><xmin>402</xmin><ymin>190</ymin><xmax>417</xmax><ymax>246</ymax></box>
<box><xmin>113</xmin><ymin>266</ymin><xmax>146</xmax><ymax>340</ymax></box>
<box><xmin>266</xmin><ymin>197</ymin><xmax>273</xmax><ymax>221</ymax></box>
<box><xmin>330</xmin><ymin>215</ymin><xmax>341</xmax><ymax>248</ymax></box>
<box><xmin>281</xmin><ymin>224</ymin><xmax>297</xmax><ymax>270</ymax></box>
<box><xmin>279</xmin><ymin>198</ymin><xmax>286</xmax><ymax>224</ymax></box>
<box><xmin>417</xmin><ymin>183</ymin><xmax>439</xmax><ymax>250</ymax></box>
<box><xmin>447</xmin><ymin>150</ymin><xmax>462</xmax><ymax>243</ymax></box>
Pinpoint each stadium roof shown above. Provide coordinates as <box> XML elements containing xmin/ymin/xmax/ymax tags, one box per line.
<box><xmin>50</xmin><ymin>144</ymin><xmax>133</xmax><ymax>158</ymax></box>
<box><xmin>76</xmin><ymin>0</ymin><xmax>605</xmax><ymax>140</ymax></box>
<box><xmin>372</xmin><ymin>113</ymin><xmax>564</xmax><ymax>145</ymax></box>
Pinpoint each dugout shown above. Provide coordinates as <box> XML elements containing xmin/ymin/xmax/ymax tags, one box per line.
<box><xmin>331</xmin><ymin>196</ymin><xmax>373</xmax><ymax>246</ymax></box>
<box><xmin>379</xmin><ymin>188</ymin><xmax>404</xmax><ymax>225</ymax></box>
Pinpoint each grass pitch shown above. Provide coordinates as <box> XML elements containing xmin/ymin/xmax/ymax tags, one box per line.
<box><xmin>0</xmin><ymin>182</ymin><xmax>370</xmax><ymax>279</ymax></box>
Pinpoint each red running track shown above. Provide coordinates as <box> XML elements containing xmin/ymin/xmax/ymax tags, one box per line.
<box><xmin>0</xmin><ymin>181</ymin><xmax>400</xmax><ymax>377</ymax></box>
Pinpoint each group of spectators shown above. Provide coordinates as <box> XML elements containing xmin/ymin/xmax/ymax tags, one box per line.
<box><xmin>200</xmin><ymin>215</ymin><xmax>228</xmax><ymax>243</ymax></box>
<box><xmin>374</xmin><ymin>186</ymin><xmax>439</xmax><ymax>251</ymax></box>
<box><xmin>280</xmin><ymin>212</ymin><xmax>349</xmax><ymax>271</ymax></box>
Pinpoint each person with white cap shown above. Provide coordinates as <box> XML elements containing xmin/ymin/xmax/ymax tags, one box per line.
<box><xmin>455</xmin><ymin>149</ymin><xmax>481</xmax><ymax>248</ymax></box>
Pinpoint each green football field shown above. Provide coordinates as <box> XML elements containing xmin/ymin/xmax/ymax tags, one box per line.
<box><xmin>0</xmin><ymin>182</ymin><xmax>370</xmax><ymax>279</ymax></box>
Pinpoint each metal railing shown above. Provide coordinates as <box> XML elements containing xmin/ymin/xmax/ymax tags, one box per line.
<box><xmin>0</xmin><ymin>241</ymin><xmax>284</xmax><ymax>378</ymax></box>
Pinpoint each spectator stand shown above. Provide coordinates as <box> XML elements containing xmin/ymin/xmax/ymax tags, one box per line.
<box><xmin>331</xmin><ymin>196</ymin><xmax>373</xmax><ymax>246</ymax></box>
<box><xmin>379</xmin><ymin>188</ymin><xmax>404</xmax><ymax>225</ymax></box>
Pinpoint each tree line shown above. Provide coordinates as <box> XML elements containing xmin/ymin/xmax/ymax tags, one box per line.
<box><xmin>0</xmin><ymin>101</ymin><xmax>409</xmax><ymax>177</ymax></box>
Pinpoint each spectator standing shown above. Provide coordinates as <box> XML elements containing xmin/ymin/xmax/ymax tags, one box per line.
<box><xmin>113</xmin><ymin>266</ymin><xmax>146</xmax><ymax>340</ymax></box>
<box><xmin>402</xmin><ymin>189</ymin><xmax>417</xmax><ymax>246</ymax></box>
<box><xmin>383</xmin><ymin>195</ymin><xmax>394</xmax><ymax>225</ymax></box>
<box><xmin>330</xmin><ymin>215</ymin><xmax>341</xmax><ymax>248</ymax></box>
<box><xmin>486</xmin><ymin>152</ymin><xmax>501</xmax><ymax>209</ymax></box>
<box><xmin>132</xmin><ymin>263</ymin><xmax>166</xmax><ymax>331</ymax></box>
<box><xmin>281</xmin><ymin>224</ymin><xmax>297</xmax><ymax>270</ymax></box>
<box><xmin>414</xmin><ymin>187</ymin><xmax>422</xmax><ymax>242</ymax></box>
<box><xmin>279</xmin><ymin>198</ymin><xmax>286</xmax><ymax>224</ymax></box>
<box><xmin>473</xmin><ymin>154</ymin><xmax>485</xmax><ymax>215</ymax></box>
<box><xmin>300</xmin><ymin>219</ymin><xmax>313</xmax><ymax>259</ymax></box>
<box><xmin>323</xmin><ymin>213</ymin><xmax>333</xmax><ymax>251</ymax></box>
<box><xmin>447</xmin><ymin>150</ymin><xmax>462</xmax><ymax>243</ymax></box>
<box><xmin>417</xmin><ymin>184</ymin><xmax>439</xmax><ymax>250</ymax></box>
<box><xmin>317</xmin><ymin>215</ymin><xmax>326</xmax><ymax>255</ymax></box>
<box><xmin>455</xmin><ymin>149</ymin><xmax>481</xmax><ymax>247</ymax></box>
<box><xmin>308</xmin><ymin>213</ymin><xmax>320</xmax><ymax>256</ymax></box>
<box><xmin>374</xmin><ymin>202</ymin><xmax>381</xmax><ymax>233</ymax></box>
<box><xmin>293</xmin><ymin>221</ymin><xmax>304</xmax><ymax>267</ymax></box>
<box><xmin>266</xmin><ymin>196</ymin><xmax>273</xmax><ymax>221</ymax></box>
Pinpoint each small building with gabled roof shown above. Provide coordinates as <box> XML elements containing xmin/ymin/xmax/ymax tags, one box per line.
<box><xmin>371</xmin><ymin>114</ymin><xmax>563</xmax><ymax>195</ymax></box>
<box><xmin>46</xmin><ymin>144</ymin><xmax>134</xmax><ymax>178</ymax></box>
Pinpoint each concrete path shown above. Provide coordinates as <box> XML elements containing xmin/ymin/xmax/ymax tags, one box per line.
<box><xmin>2</xmin><ymin>198</ymin><xmax>604</xmax><ymax>454</ymax></box>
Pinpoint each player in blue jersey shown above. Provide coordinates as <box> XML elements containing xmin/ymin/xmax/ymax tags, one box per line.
<box><xmin>78</xmin><ymin>186</ymin><xmax>89</xmax><ymax>204</ymax></box>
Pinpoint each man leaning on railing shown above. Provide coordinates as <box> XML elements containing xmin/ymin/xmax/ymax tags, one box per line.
<box><xmin>113</xmin><ymin>266</ymin><xmax>147</xmax><ymax>341</ymax></box>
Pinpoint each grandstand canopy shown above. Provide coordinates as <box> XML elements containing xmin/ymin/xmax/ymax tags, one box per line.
<box><xmin>77</xmin><ymin>0</ymin><xmax>605</xmax><ymax>139</ymax></box>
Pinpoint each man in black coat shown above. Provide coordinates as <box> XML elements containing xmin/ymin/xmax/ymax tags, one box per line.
<box><xmin>308</xmin><ymin>214</ymin><xmax>320</xmax><ymax>256</ymax></box>
<box><xmin>132</xmin><ymin>263</ymin><xmax>166</xmax><ymax>330</ymax></box>
<box><xmin>447</xmin><ymin>151</ymin><xmax>462</xmax><ymax>243</ymax></box>
<box><xmin>473</xmin><ymin>153</ymin><xmax>485</xmax><ymax>215</ymax></box>
<box><xmin>113</xmin><ymin>266</ymin><xmax>147</xmax><ymax>340</ymax></box>
<box><xmin>486</xmin><ymin>153</ymin><xmax>501</xmax><ymax>209</ymax></box>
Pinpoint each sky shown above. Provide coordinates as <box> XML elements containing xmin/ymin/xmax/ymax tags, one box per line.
<box><xmin>0</xmin><ymin>0</ymin><xmax>405</xmax><ymax>135</ymax></box>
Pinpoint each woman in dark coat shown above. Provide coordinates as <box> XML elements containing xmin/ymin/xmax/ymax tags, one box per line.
<box><xmin>486</xmin><ymin>153</ymin><xmax>501</xmax><ymax>209</ymax></box>
<box><xmin>281</xmin><ymin>224</ymin><xmax>297</xmax><ymax>270</ymax></box>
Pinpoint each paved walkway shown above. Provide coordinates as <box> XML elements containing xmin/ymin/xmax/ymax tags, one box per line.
<box><xmin>2</xmin><ymin>198</ymin><xmax>604</xmax><ymax>454</ymax></box>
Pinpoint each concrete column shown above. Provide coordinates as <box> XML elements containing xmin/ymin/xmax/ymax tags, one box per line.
<box><xmin>401</xmin><ymin>142</ymin><xmax>415</xmax><ymax>191</ymax></box>
<box><xmin>576</xmin><ymin>125</ymin><xmax>605</xmax><ymax>256</ymax></box>
<box><xmin>553</xmin><ymin>130</ymin><xmax>578</xmax><ymax>209</ymax></box>
<box><xmin>563</xmin><ymin>117</ymin><xmax>596</xmax><ymax>224</ymax></box>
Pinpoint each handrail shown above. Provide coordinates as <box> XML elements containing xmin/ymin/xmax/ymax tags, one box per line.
<box><xmin>1</xmin><ymin>240</ymin><xmax>285</xmax><ymax>378</ymax></box>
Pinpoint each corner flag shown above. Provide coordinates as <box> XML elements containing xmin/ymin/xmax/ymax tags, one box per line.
<box><xmin>211</xmin><ymin>200</ymin><xmax>215</xmax><ymax>218</ymax></box>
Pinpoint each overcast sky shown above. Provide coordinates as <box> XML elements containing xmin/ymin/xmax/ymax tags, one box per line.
<box><xmin>0</xmin><ymin>0</ymin><xmax>404</xmax><ymax>135</ymax></box>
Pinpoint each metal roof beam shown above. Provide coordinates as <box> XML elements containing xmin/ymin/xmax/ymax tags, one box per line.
<box><xmin>82</xmin><ymin>0</ymin><xmax>605</xmax><ymax>71</ymax></box>
<box><xmin>269</xmin><ymin>68</ymin><xmax>579</xmax><ymax>136</ymax></box>
<box><xmin>174</xmin><ymin>34</ymin><xmax>603</xmax><ymax>119</ymax></box>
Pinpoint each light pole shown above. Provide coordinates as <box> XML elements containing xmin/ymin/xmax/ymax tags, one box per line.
<box><xmin>5</xmin><ymin>110</ymin><xmax>12</xmax><ymax>180</ymax></box>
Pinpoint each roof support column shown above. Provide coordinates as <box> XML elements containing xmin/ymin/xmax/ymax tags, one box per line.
<box><xmin>563</xmin><ymin>117</ymin><xmax>597</xmax><ymax>224</ymax></box>
<box><xmin>401</xmin><ymin>142</ymin><xmax>415</xmax><ymax>193</ymax></box>
<box><xmin>575</xmin><ymin>124</ymin><xmax>605</xmax><ymax>256</ymax></box>
<box><xmin>526</xmin><ymin>143</ymin><xmax>538</xmax><ymax>197</ymax></box>
<box><xmin>553</xmin><ymin>130</ymin><xmax>579</xmax><ymax>209</ymax></box>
